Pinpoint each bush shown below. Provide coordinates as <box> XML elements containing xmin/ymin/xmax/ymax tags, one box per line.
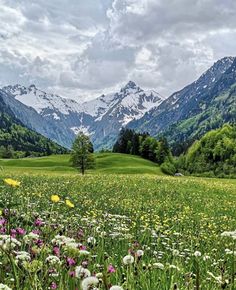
<box><xmin>160</xmin><ymin>160</ymin><xmax>176</xmax><ymax>175</ymax></box>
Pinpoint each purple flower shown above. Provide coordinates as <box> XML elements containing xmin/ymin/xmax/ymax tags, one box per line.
<box><xmin>69</xmin><ymin>271</ymin><xmax>75</xmax><ymax>277</ymax></box>
<box><xmin>108</xmin><ymin>264</ymin><xmax>116</xmax><ymax>273</ymax></box>
<box><xmin>10</xmin><ymin>229</ymin><xmax>17</xmax><ymax>238</ymax></box>
<box><xmin>50</xmin><ymin>282</ymin><xmax>57</xmax><ymax>289</ymax></box>
<box><xmin>16</xmin><ymin>228</ymin><xmax>26</xmax><ymax>235</ymax></box>
<box><xmin>0</xmin><ymin>218</ymin><xmax>6</xmax><ymax>226</ymax></box>
<box><xmin>0</xmin><ymin>227</ymin><xmax>6</xmax><ymax>234</ymax></box>
<box><xmin>34</xmin><ymin>218</ymin><xmax>44</xmax><ymax>227</ymax></box>
<box><xmin>66</xmin><ymin>257</ymin><xmax>76</xmax><ymax>267</ymax></box>
<box><xmin>32</xmin><ymin>229</ymin><xmax>41</xmax><ymax>235</ymax></box>
<box><xmin>36</xmin><ymin>239</ymin><xmax>44</xmax><ymax>247</ymax></box>
<box><xmin>53</xmin><ymin>246</ymin><xmax>60</xmax><ymax>256</ymax></box>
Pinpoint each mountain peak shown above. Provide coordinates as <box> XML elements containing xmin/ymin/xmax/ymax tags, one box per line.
<box><xmin>122</xmin><ymin>81</ymin><xmax>140</xmax><ymax>91</ymax></box>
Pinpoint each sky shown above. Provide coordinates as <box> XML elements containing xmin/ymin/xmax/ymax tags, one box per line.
<box><xmin>0</xmin><ymin>0</ymin><xmax>236</xmax><ymax>101</ymax></box>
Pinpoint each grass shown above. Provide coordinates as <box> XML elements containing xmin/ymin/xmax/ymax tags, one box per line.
<box><xmin>0</xmin><ymin>153</ymin><xmax>163</xmax><ymax>175</ymax></box>
<box><xmin>0</xmin><ymin>154</ymin><xmax>235</xmax><ymax>289</ymax></box>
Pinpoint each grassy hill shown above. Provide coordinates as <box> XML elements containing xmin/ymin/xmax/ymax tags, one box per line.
<box><xmin>0</xmin><ymin>153</ymin><xmax>163</xmax><ymax>175</ymax></box>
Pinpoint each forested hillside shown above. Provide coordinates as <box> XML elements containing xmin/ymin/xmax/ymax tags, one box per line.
<box><xmin>0</xmin><ymin>92</ymin><xmax>67</xmax><ymax>158</ymax></box>
<box><xmin>178</xmin><ymin>124</ymin><xmax>236</xmax><ymax>177</ymax></box>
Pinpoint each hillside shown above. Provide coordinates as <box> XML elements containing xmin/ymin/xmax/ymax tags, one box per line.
<box><xmin>179</xmin><ymin>124</ymin><xmax>236</xmax><ymax>177</ymax></box>
<box><xmin>0</xmin><ymin>153</ymin><xmax>163</xmax><ymax>175</ymax></box>
<box><xmin>0</xmin><ymin>90</ymin><xmax>67</xmax><ymax>157</ymax></box>
<box><xmin>128</xmin><ymin>57</ymin><xmax>236</xmax><ymax>152</ymax></box>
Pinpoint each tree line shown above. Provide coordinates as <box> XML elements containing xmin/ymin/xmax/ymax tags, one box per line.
<box><xmin>112</xmin><ymin>128</ymin><xmax>176</xmax><ymax>174</ymax></box>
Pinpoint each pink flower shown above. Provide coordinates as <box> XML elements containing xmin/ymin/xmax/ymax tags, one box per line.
<box><xmin>0</xmin><ymin>227</ymin><xmax>6</xmax><ymax>234</ymax></box>
<box><xmin>82</xmin><ymin>260</ymin><xmax>88</xmax><ymax>268</ymax></box>
<box><xmin>53</xmin><ymin>246</ymin><xmax>60</xmax><ymax>256</ymax></box>
<box><xmin>108</xmin><ymin>264</ymin><xmax>116</xmax><ymax>273</ymax></box>
<box><xmin>0</xmin><ymin>218</ymin><xmax>6</xmax><ymax>225</ymax></box>
<box><xmin>79</xmin><ymin>245</ymin><xmax>87</xmax><ymax>250</ymax></box>
<box><xmin>34</xmin><ymin>218</ymin><xmax>44</xmax><ymax>227</ymax></box>
<box><xmin>32</xmin><ymin>229</ymin><xmax>41</xmax><ymax>235</ymax></box>
<box><xmin>10</xmin><ymin>229</ymin><xmax>17</xmax><ymax>238</ymax></box>
<box><xmin>16</xmin><ymin>228</ymin><xmax>26</xmax><ymax>235</ymax></box>
<box><xmin>69</xmin><ymin>271</ymin><xmax>75</xmax><ymax>277</ymax></box>
<box><xmin>50</xmin><ymin>282</ymin><xmax>57</xmax><ymax>289</ymax></box>
<box><xmin>66</xmin><ymin>257</ymin><xmax>76</xmax><ymax>267</ymax></box>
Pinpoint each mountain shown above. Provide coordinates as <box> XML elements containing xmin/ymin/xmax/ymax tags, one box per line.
<box><xmin>128</xmin><ymin>56</ymin><xmax>236</xmax><ymax>153</ymax></box>
<box><xmin>2</xmin><ymin>81</ymin><xmax>165</xmax><ymax>149</ymax></box>
<box><xmin>0</xmin><ymin>90</ymin><xmax>67</xmax><ymax>157</ymax></box>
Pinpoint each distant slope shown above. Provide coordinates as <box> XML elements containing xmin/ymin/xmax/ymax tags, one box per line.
<box><xmin>128</xmin><ymin>57</ymin><xmax>236</xmax><ymax>151</ymax></box>
<box><xmin>0</xmin><ymin>153</ymin><xmax>163</xmax><ymax>175</ymax></box>
<box><xmin>180</xmin><ymin>124</ymin><xmax>236</xmax><ymax>177</ymax></box>
<box><xmin>0</xmin><ymin>90</ymin><xmax>67</xmax><ymax>156</ymax></box>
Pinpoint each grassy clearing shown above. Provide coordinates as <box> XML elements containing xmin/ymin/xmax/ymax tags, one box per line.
<box><xmin>0</xmin><ymin>153</ymin><xmax>163</xmax><ymax>175</ymax></box>
<box><xmin>0</xmin><ymin>172</ymin><xmax>235</xmax><ymax>289</ymax></box>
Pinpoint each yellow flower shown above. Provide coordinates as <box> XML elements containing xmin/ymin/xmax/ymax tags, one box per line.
<box><xmin>65</xmin><ymin>199</ymin><xmax>74</xmax><ymax>208</ymax></box>
<box><xmin>4</xmin><ymin>178</ymin><xmax>21</xmax><ymax>187</ymax></box>
<box><xmin>51</xmin><ymin>195</ymin><xmax>60</xmax><ymax>203</ymax></box>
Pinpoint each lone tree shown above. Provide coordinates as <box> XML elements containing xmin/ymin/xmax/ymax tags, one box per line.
<box><xmin>71</xmin><ymin>132</ymin><xmax>95</xmax><ymax>175</ymax></box>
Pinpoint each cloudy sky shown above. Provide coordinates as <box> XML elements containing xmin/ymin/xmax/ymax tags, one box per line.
<box><xmin>0</xmin><ymin>0</ymin><xmax>236</xmax><ymax>101</ymax></box>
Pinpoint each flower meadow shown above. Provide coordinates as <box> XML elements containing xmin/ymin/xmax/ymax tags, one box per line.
<box><xmin>0</xmin><ymin>174</ymin><xmax>235</xmax><ymax>290</ymax></box>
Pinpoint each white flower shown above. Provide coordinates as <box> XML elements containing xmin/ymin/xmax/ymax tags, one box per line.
<box><xmin>221</xmin><ymin>231</ymin><xmax>236</xmax><ymax>240</ymax></box>
<box><xmin>81</xmin><ymin>276</ymin><xmax>99</xmax><ymax>290</ymax></box>
<box><xmin>0</xmin><ymin>284</ymin><xmax>12</xmax><ymax>290</ymax></box>
<box><xmin>194</xmin><ymin>251</ymin><xmax>202</xmax><ymax>257</ymax></box>
<box><xmin>0</xmin><ymin>235</ymin><xmax>21</xmax><ymax>250</ymax></box>
<box><xmin>172</xmin><ymin>249</ymin><xmax>180</xmax><ymax>256</ymax></box>
<box><xmin>75</xmin><ymin>266</ymin><xmax>91</xmax><ymax>278</ymax></box>
<box><xmin>15</xmin><ymin>251</ymin><xmax>31</xmax><ymax>263</ymax></box>
<box><xmin>110</xmin><ymin>286</ymin><xmax>124</xmax><ymax>290</ymax></box>
<box><xmin>45</xmin><ymin>255</ymin><xmax>61</xmax><ymax>265</ymax></box>
<box><xmin>123</xmin><ymin>255</ymin><xmax>134</xmax><ymax>265</ymax></box>
<box><xmin>136</xmin><ymin>250</ymin><xmax>144</xmax><ymax>257</ymax></box>
<box><xmin>79</xmin><ymin>250</ymin><xmax>91</xmax><ymax>256</ymax></box>
<box><xmin>52</xmin><ymin>235</ymin><xmax>76</xmax><ymax>246</ymax></box>
<box><xmin>23</xmin><ymin>232</ymin><xmax>39</xmax><ymax>243</ymax></box>
<box><xmin>87</xmin><ymin>237</ymin><xmax>96</xmax><ymax>245</ymax></box>
<box><xmin>153</xmin><ymin>262</ymin><xmax>164</xmax><ymax>270</ymax></box>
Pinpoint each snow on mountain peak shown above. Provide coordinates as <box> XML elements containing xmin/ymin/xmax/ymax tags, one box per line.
<box><xmin>3</xmin><ymin>84</ymin><xmax>82</xmax><ymax>116</ymax></box>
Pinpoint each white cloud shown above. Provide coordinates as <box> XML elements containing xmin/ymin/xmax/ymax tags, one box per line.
<box><xmin>0</xmin><ymin>0</ymin><xmax>236</xmax><ymax>100</ymax></box>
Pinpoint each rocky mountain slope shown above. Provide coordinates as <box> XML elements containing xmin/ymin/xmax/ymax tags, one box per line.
<box><xmin>128</xmin><ymin>56</ymin><xmax>236</xmax><ymax>152</ymax></box>
<box><xmin>2</xmin><ymin>81</ymin><xmax>165</xmax><ymax>149</ymax></box>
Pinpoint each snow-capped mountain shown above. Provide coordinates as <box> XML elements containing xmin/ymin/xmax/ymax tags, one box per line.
<box><xmin>2</xmin><ymin>81</ymin><xmax>165</xmax><ymax>149</ymax></box>
<box><xmin>128</xmin><ymin>56</ymin><xmax>236</xmax><ymax>143</ymax></box>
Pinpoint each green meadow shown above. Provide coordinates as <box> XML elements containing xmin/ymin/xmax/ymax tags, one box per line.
<box><xmin>0</xmin><ymin>154</ymin><xmax>235</xmax><ymax>289</ymax></box>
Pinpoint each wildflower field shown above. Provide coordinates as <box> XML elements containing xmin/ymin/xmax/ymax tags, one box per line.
<box><xmin>0</xmin><ymin>171</ymin><xmax>235</xmax><ymax>290</ymax></box>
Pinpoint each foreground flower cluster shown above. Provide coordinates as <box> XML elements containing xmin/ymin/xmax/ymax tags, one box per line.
<box><xmin>0</xmin><ymin>175</ymin><xmax>235</xmax><ymax>289</ymax></box>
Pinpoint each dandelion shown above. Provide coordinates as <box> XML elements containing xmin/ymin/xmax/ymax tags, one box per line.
<box><xmin>123</xmin><ymin>254</ymin><xmax>134</xmax><ymax>265</ymax></box>
<box><xmin>194</xmin><ymin>251</ymin><xmax>202</xmax><ymax>257</ymax></box>
<box><xmin>75</xmin><ymin>266</ymin><xmax>91</xmax><ymax>278</ymax></box>
<box><xmin>136</xmin><ymin>250</ymin><xmax>144</xmax><ymax>257</ymax></box>
<box><xmin>81</xmin><ymin>276</ymin><xmax>99</xmax><ymax>290</ymax></box>
<box><xmin>4</xmin><ymin>178</ymin><xmax>20</xmax><ymax>187</ymax></box>
<box><xmin>51</xmin><ymin>195</ymin><xmax>60</xmax><ymax>203</ymax></box>
<box><xmin>65</xmin><ymin>199</ymin><xmax>74</xmax><ymax>208</ymax></box>
<box><xmin>153</xmin><ymin>262</ymin><xmax>164</xmax><ymax>270</ymax></box>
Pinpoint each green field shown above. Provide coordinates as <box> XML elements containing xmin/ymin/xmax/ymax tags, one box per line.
<box><xmin>0</xmin><ymin>154</ymin><xmax>235</xmax><ymax>289</ymax></box>
<box><xmin>0</xmin><ymin>153</ymin><xmax>163</xmax><ymax>175</ymax></box>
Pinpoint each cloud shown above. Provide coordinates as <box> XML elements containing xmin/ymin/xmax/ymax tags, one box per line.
<box><xmin>0</xmin><ymin>0</ymin><xmax>236</xmax><ymax>100</ymax></box>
